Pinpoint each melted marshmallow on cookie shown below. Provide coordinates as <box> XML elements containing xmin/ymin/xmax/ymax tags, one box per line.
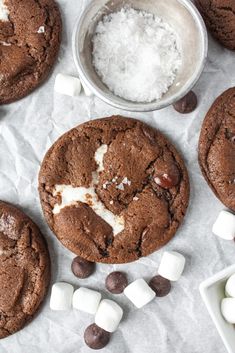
<box><xmin>0</xmin><ymin>0</ymin><xmax>9</xmax><ymax>21</ymax></box>
<box><xmin>53</xmin><ymin>144</ymin><xmax>125</xmax><ymax>236</ymax></box>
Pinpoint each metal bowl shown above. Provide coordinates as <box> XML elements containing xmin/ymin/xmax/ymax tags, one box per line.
<box><xmin>72</xmin><ymin>0</ymin><xmax>208</xmax><ymax>112</ymax></box>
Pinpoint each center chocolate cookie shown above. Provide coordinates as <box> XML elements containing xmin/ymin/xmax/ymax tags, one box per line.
<box><xmin>0</xmin><ymin>201</ymin><xmax>50</xmax><ymax>338</ymax></box>
<box><xmin>39</xmin><ymin>116</ymin><xmax>189</xmax><ymax>264</ymax></box>
<box><xmin>0</xmin><ymin>0</ymin><xmax>62</xmax><ymax>104</ymax></box>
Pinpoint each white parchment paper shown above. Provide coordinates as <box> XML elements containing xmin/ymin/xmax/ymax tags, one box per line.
<box><xmin>0</xmin><ymin>1</ymin><xmax>235</xmax><ymax>352</ymax></box>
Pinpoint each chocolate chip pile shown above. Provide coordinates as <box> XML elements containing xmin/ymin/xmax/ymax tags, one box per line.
<box><xmin>49</xmin><ymin>251</ymin><xmax>186</xmax><ymax>349</ymax></box>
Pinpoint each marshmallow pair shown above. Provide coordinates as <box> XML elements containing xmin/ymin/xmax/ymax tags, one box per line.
<box><xmin>212</xmin><ymin>210</ymin><xmax>235</xmax><ymax>240</ymax></box>
<box><xmin>74</xmin><ymin>288</ymin><xmax>123</xmax><ymax>333</ymax></box>
<box><xmin>221</xmin><ymin>274</ymin><xmax>235</xmax><ymax>324</ymax></box>
<box><xmin>50</xmin><ymin>283</ymin><xmax>123</xmax><ymax>333</ymax></box>
<box><xmin>54</xmin><ymin>73</ymin><xmax>92</xmax><ymax>97</ymax></box>
<box><xmin>50</xmin><ymin>283</ymin><xmax>101</xmax><ymax>313</ymax></box>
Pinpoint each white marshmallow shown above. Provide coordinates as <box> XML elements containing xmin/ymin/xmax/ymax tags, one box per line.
<box><xmin>221</xmin><ymin>298</ymin><xmax>235</xmax><ymax>324</ymax></box>
<box><xmin>81</xmin><ymin>80</ymin><xmax>93</xmax><ymax>96</ymax></box>
<box><xmin>225</xmin><ymin>274</ymin><xmax>235</xmax><ymax>298</ymax></box>
<box><xmin>124</xmin><ymin>279</ymin><xmax>155</xmax><ymax>308</ymax></box>
<box><xmin>73</xmin><ymin>287</ymin><xmax>101</xmax><ymax>314</ymax></box>
<box><xmin>54</xmin><ymin>73</ymin><xmax>81</xmax><ymax>96</ymax></box>
<box><xmin>0</xmin><ymin>0</ymin><xmax>9</xmax><ymax>21</ymax></box>
<box><xmin>50</xmin><ymin>282</ymin><xmax>74</xmax><ymax>310</ymax></box>
<box><xmin>95</xmin><ymin>299</ymin><xmax>123</xmax><ymax>332</ymax></box>
<box><xmin>52</xmin><ymin>144</ymin><xmax>125</xmax><ymax>236</ymax></box>
<box><xmin>158</xmin><ymin>251</ymin><xmax>185</xmax><ymax>281</ymax></box>
<box><xmin>212</xmin><ymin>210</ymin><xmax>235</xmax><ymax>240</ymax></box>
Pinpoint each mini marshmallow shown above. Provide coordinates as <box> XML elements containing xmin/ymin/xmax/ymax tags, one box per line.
<box><xmin>221</xmin><ymin>298</ymin><xmax>235</xmax><ymax>324</ymax></box>
<box><xmin>81</xmin><ymin>80</ymin><xmax>93</xmax><ymax>96</ymax></box>
<box><xmin>124</xmin><ymin>279</ymin><xmax>155</xmax><ymax>308</ymax></box>
<box><xmin>158</xmin><ymin>251</ymin><xmax>185</xmax><ymax>281</ymax></box>
<box><xmin>212</xmin><ymin>210</ymin><xmax>235</xmax><ymax>240</ymax></box>
<box><xmin>73</xmin><ymin>287</ymin><xmax>101</xmax><ymax>314</ymax></box>
<box><xmin>225</xmin><ymin>274</ymin><xmax>235</xmax><ymax>298</ymax></box>
<box><xmin>50</xmin><ymin>282</ymin><xmax>74</xmax><ymax>310</ymax></box>
<box><xmin>95</xmin><ymin>299</ymin><xmax>123</xmax><ymax>332</ymax></box>
<box><xmin>54</xmin><ymin>73</ymin><xmax>81</xmax><ymax>96</ymax></box>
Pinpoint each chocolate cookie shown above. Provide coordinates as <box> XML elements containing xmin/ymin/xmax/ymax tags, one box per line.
<box><xmin>195</xmin><ymin>0</ymin><xmax>235</xmax><ymax>50</ymax></box>
<box><xmin>198</xmin><ymin>87</ymin><xmax>235</xmax><ymax>211</ymax></box>
<box><xmin>0</xmin><ymin>201</ymin><xmax>50</xmax><ymax>338</ymax></box>
<box><xmin>0</xmin><ymin>0</ymin><xmax>62</xmax><ymax>104</ymax></box>
<box><xmin>39</xmin><ymin>116</ymin><xmax>189</xmax><ymax>264</ymax></box>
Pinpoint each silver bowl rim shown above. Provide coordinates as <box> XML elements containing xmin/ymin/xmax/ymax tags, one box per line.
<box><xmin>72</xmin><ymin>0</ymin><xmax>208</xmax><ymax>112</ymax></box>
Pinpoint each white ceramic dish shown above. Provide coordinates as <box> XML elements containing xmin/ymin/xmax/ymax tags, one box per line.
<box><xmin>199</xmin><ymin>264</ymin><xmax>235</xmax><ymax>353</ymax></box>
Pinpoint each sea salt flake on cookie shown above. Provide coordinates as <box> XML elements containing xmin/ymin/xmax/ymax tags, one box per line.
<box><xmin>37</xmin><ymin>26</ymin><xmax>45</xmax><ymax>33</ymax></box>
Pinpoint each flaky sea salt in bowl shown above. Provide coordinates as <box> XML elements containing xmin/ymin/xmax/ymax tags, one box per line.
<box><xmin>72</xmin><ymin>0</ymin><xmax>208</xmax><ymax>112</ymax></box>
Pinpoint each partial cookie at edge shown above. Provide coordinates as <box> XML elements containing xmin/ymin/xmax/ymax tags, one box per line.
<box><xmin>0</xmin><ymin>0</ymin><xmax>62</xmax><ymax>104</ymax></box>
<box><xmin>198</xmin><ymin>87</ymin><xmax>235</xmax><ymax>211</ymax></box>
<box><xmin>0</xmin><ymin>201</ymin><xmax>50</xmax><ymax>338</ymax></box>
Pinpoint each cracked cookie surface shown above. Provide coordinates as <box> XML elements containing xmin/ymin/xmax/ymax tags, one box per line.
<box><xmin>0</xmin><ymin>201</ymin><xmax>50</xmax><ymax>338</ymax></box>
<box><xmin>198</xmin><ymin>87</ymin><xmax>235</xmax><ymax>211</ymax></box>
<box><xmin>39</xmin><ymin>116</ymin><xmax>190</xmax><ymax>264</ymax></box>
<box><xmin>195</xmin><ymin>0</ymin><xmax>235</xmax><ymax>50</ymax></box>
<box><xmin>0</xmin><ymin>0</ymin><xmax>62</xmax><ymax>104</ymax></box>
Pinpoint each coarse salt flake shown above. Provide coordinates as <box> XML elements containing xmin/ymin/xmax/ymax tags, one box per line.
<box><xmin>92</xmin><ymin>7</ymin><xmax>181</xmax><ymax>103</ymax></box>
<box><xmin>37</xmin><ymin>26</ymin><xmax>45</xmax><ymax>33</ymax></box>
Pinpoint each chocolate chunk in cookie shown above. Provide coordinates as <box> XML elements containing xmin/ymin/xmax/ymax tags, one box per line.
<box><xmin>198</xmin><ymin>87</ymin><xmax>235</xmax><ymax>211</ymax></box>
<box><xmin>0</xmin><ymin>201</ymin><xmax>50</xmax><ymax>338</ymax></box>
<box><xmin>39</xmin><ymin>116</ymin><xmax>189</xmax><ymax>264</ymax></box>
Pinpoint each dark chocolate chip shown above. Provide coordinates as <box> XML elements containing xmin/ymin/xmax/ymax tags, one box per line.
<box><xmin>84</xmin><ymin>324</ymin><xmax>110</xmax><ymax>350</ymax></box>
<box><xmin>154</xmin><ymin>174</ymin><xmax>178</xmax><ymax>189</ymax></box>
<box><xmin>149</xmin><ymin>275</ymin><xmax>171</xmax><ymax>297</ymax></box>
<box><xmin>154</xmin><ymin>161</ymin><xmax>180</xmax><ymax>189</ymax></box>
<box><xmin>173</xmin><ymin>91</ymin><xmax>197</xmax><ymax>114</ymax></box>
<box><xmin>71</xmin><ymin>256</ymin><xmax>95</xmax><ymax>279</ymax></box>
<box><xmin>105</xmin><ymin>271</ymin><xmax>128</xmax><ymax>294</ymax></box>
